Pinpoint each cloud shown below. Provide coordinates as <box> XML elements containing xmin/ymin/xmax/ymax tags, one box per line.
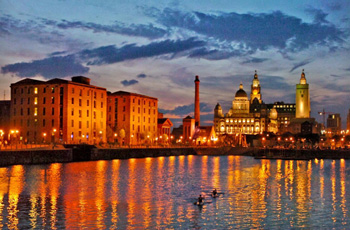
<box><xmin>79</xmin><ymin>37</ymin><xmax>205</xmax><ymax>65</ymax></box>
<box><xmin>241</xmin><ymin>58</ymin><xmax>269</xmax><ymax>64</ymax></box>
<box><xmin>42</xmin><ymin>18</ymin><xmax>167</xmax><ymax>39</ymax></box>
<box><xmin>121</xmin><ymin>79</ymin><xmax>139</xmax><ymax>86</ymax></box>
<box><xmin>145</xmin><ymin>8</ymin><xmax>346</xmax><ymax>53</ymax></box>
<box><xmin>305</xmin><ymin>7</ymin><xmax>329</xmax><ymax>24</ymax></box>
<box><xmin>159</xmin><ymin>102</ymin><xmax>212</xmax><ymax>116</ymax></box>
<box><xmin>137</xmin><ymin>73</ymin><xmax>147</xmax><ymax>78</ymax></box>
<box><xmin>289</xmin><ymin>60</ymin><xmax>312</xmax><ymax>72</ymax></box>
<box><xmin>1</xmin><ymin>55</ymin><xmax>89</xmax><ymax>78</ymax></box>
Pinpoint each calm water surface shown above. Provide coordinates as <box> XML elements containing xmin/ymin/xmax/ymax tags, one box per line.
<box><xmin>0</xmin><ymin>155</ymin><xmax>349</xmax><ymax>229</ymax></box>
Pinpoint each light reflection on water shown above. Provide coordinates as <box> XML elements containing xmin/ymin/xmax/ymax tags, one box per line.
<box><xmin>0</xmin><ymin>156</ymin><xmax>349</xmax><ymax>229</ymax></box>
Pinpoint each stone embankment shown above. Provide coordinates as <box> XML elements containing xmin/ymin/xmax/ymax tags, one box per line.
<box><xmin>1</xmin><ymin>145</ymin><xmax>349</xmax><ymax>167</ymax></box>
<box><xmin>254</xmin><ymin>148</ymin><xmax>350</xmax><ymax>160</ymax></box>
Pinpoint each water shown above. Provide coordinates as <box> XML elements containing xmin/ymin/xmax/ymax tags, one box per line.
<box><xmin>0</xmin><ymin>155</ymin><xmax>349</xmax><ymax>229</ymax></box>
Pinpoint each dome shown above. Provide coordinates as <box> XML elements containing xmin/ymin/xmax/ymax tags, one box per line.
<box><xmin>235</xmin><ymin>83</ymin><xmax>247</xmax><ymax>98</ymax></box>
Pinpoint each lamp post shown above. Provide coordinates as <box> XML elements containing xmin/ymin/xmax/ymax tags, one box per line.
<box><xmin>43</xmin><ymin>132</ymin><xmax>47</xmax><ymax>144</ymax></box>
<box><xmin>52</xmin><ymin>128</ymin><xmax>57</xmax><ymax>149</ymax></box>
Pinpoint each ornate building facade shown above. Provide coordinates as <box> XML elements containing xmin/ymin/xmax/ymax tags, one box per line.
<box><xmin>214</xmin><ymin>71</ymin><xmax>299</xmax><ymax>136</ymax></box>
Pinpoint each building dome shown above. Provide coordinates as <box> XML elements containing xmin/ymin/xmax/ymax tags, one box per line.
<box><xmin>235</xmin><ymin>83</ymin><xmax>247</xmax><ymax>98</ymax></box>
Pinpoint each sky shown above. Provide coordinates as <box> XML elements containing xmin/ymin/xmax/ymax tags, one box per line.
<box><xmin>1</xmin><ymin>0</ymin><xmax>350</xmax><ymax>128</ymax></box>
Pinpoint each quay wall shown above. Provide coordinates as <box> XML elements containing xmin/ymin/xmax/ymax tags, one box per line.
<box><xmin>0</xmin><ymin>149</ymin><xmax>72</xmax><ymax>167</ymax></box>
<box><xmin>255</xmin><ymin>148</ymin><xmax>350</xmax><ymax>159</ymax></box>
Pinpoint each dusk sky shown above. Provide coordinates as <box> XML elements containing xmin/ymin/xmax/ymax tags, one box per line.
<box><xmin>1</xmin><ymin>0</ymin><xmax>349</xmax><ymax>128</ymax></box>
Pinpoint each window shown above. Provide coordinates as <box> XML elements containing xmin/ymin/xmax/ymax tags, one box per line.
<box><xmin>87</xmin><ymin>100</ymin><xmax>89</xmax><ymax>106</ymax></box>
<box><xmin>34</xmin><ymin>108</ymin><xmax>37</xmax><ymax>116</ymax></box>
<box><xmin>94</xmin><ymin>92</ymin><xmax>96</xmax><ymax>99</ymax></box>
<box><xmin>101</xmin><ymin>93</ymin><xmax>103</xmax><ymax>98</ymax></box>
<box><xmin>27</xmin><ymin>119</ymin><xmax>30</xmax><ymax>127</ymax></box>
<box><xmin>123</xmin><ymin>106</ymin><xmax>125</xmax><ymax>112</ymax></box>
<box><xmin>123</xmin><ymin>98</ymin><xmax>126</xmax><ymax>103</ymax></box>
<box><xmin>87</xmin><ymin>121</ymin><xmax>89</xmax><ymax>128</ymax></box>
<box><xmin>94</xmin><ymin>101</ymin><xmax>96</xmax><ymax>108</ymax></box>
<box><xmin>34</xmin><ymin>97</ymin><xmax>38</xmax><ymax>105</ymax></box>
<box><xmin>72</xmin><ymin>98</ymin><xmax>74</xmax><ymax>104</ymax></box>
<box><xmin>79</xmin><ymin>121</ymin><xmax>82</xmax><ymax>129</ymax></box>
<box><xmin>79</xmin><ymin>99</ymin><xmax>82</xmax><ymax>106</ymax></box>
<box><xmin>52</xmin><ymin>108</ymin><xmax>54</xmax><ymax>115</ymax></box>
<box><xmin>51</xmin><ymin>97</ymin><xmax>55</xmax><ymax>104</ymax></box>
<box><xmin>87</xmin><ymin>90</ymin><xmax>90</xmax><ymax>96</ymax></box>
<box><xmin>43</xmin><ymin>97</ymin><xmax>46</xmax><ymax>104</ymax></box>
<box><xmin>51</xmin><ymin>87</ymin><xmax>55</xmax><ymax>93</ymax></box>
<box><xmin>27</xmin><ymin>108</ymin><xmax>30</xmax><ymax>115</ymax></box>
<box><xmin>14</xmin><ymin>98</ymin><xmax>16</xmax><ymax>105</ymax></box>
<box><xmin>43</xmin><ymin>108</ymin><xmax>46</xmax><ymax>115</ymax></box>
<box><xmin>94</xmin><ymin>122</ymin><xmax>96</xmax><ymax>129</ymax></box>
<box><xmin>43</xmin><ymin>119</ymin><xmax>46</xmax><ymax>127</ymax></box>
<box><xmin>28</xmin><ymin>98</ymin><xmax>30</xmax><ymax>104</ymax></box>
<box><xmin>14</xmin><ymin>88</ymin><xmax>17</xmax><ymax>94</ymax></box>
<box><xmin>79</xmin><ymin>110</ymin><xmax>82</xmax><ymax>118</ymax></box>
<box><xmin>101</xmin><ymin>102</ymin><xmax>103</xmax><ymax>108</ymax></box>
<box><xmin>72</xmin><ymin>88</ymin><xmax>74</xmax><ymax>94</ymax></box>
<box><xmin>71</xmin><ymin>108</ymin><xmax>74</xmax><ymax>116</ymax></box>
<box><xmin>93</xmin><ymin>111</ymin><xmax>96</xmax><ymax>119</ymax></box>
<box><xmin>87</xmin><ymin>110</ymin><xmax>89</xmax><ymax>117</ymax></box>
<box><xmin>21</xmin><ymin>88</ymin><xmax>23</xmax><ymax>94</ymax></box>
<box><xmin>34</xmin><ymin>87</ymin><xmax>38</xmax><ymax>94</ymax></box>
<box><xmin>43</xmin><ymin>88</ymin><xmax>46</xmax><ymax>93</ymax></box>
<box><xmin>28</xmin><ymin>88</ymin><xmax>31</xmax><ymax>94</ymax></box>
<box><xmin>79</xmin><ymin>89</ymin><xmax>82</xmax><ymax>96</ymax></box>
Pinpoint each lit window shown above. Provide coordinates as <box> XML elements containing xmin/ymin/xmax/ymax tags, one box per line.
<box><xmin>34</xmin><ymin>87</ymin><xmax>38</xmax><ymax>94</ymax></box>
<box><xmin>34</xmin><ymin>108</ymin><xmax>37</xmax><ymax>116</ymax></box>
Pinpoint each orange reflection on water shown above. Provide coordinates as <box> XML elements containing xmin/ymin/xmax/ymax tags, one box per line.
<box><xmin>331</xmin><ymin>160</ymin><xmax>336</xmax><ymax>223</ymax></box>
<box><xmin>127</xmin><ymin>158</ymin><xmax>137</xmax><ymax>226</ymax></box>
<box><xmin>143</xmin><ymin>157</ymin><xmax>152</xmax><ymax>229</ymax></box>
<box><xmin>212</xmin><ymin>157</ymin><xmax>220</xmax><ymax>189</ymax></box>
<box><xmin>95</xmin><ymin>161</ymin><xmax>107</xmax><ymax>229</ymax></box>
<box><xmin>285</xmin><ymin>161</ymin><xmax>294</xmax><ymax>199</ymax></box>
<box><xmin>0</xmin><ymin>168</ymin><xmax>8</xmax><ymax>229</ymax></box>
<box><xmin>201</xmin><ymin>156</ymin><xmax>208</xmax><ymax>184</ymax></box>
<box><xmin>295</xmin><ymin>161</ymin><xmax>310</xmax><ymax>225</ymax></box>
<box><xmin>29</xmin><ymin>195</ymin><xmax>38</xmax><ymax>229</ymax></box>
<box><xmin>7</xmin><ymin>165</ymin><xmax>25</xmax><ymax>230</ymax></box>
<box><xmin>340</xmin><ymin>159</ymin><xmax>347</xmax><ymax>223</ymax></box>
<box><xmin>111</xmin><ymin>159</ymin><xmax>120</xmax><ymax>229</ymax></box>
<box><xmin>48</xmin><ymin>163</ymin><xmax>61</xmax><ymax>230</ymax></box>
<box><xmin>319</xmin><ymin>159</ymin><xmax>324</xmax><ymax>199</ymax></box>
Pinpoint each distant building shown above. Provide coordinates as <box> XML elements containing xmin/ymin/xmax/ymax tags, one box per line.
<box><xmin>327</xmin><ymin>113</ymin><xmax>341</xmax><ymax>135</ymax></box>
<box><xmin>0</xmin><ymin>100</ymin><xmax>11</xmax><ymax>134</ymax></box>
<box><xmin>289</xmin><ymin>70</ymin><xmax>319</xmax><ymax>134</ymax></box>
<box><xmin>266</xmin><ymin>102</ymin><xmax>296</xmax><ymax>134</ymax></box>
<box><xmin>107</xmin><ymin>91</ymin><xmax>158</xmax><ymax>145</ymax></box>
<box><xmin>10</xmin><ymin>77</ymin><xmax>107</xmax><ymax>144</ymax></box>
<box><xmin>158</xmin><ymin>117</ymin><xmax>173</xmax><ymax>142</ymax></box>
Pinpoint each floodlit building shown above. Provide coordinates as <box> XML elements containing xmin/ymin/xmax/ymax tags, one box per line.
<box><xmin>157</xmin><ymin>112</ymin><xmax>173</xmax><ymax>143</ymax></box>
<box><xmin>10</xmin><ymin>76</ymin><xmax>107</xmax><ymax>144</ymax></box>
<box><xmin>107</xmin><ymin>91</ymin><xmax>158</xmax><ymax>145</ymax></box>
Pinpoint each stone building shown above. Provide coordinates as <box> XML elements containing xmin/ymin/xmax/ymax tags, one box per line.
<box><xmin>10</xmin><ymin>76</ymin><xmax>107</xmax><ymax>144</ymax></box>
<box><xmin>107</xmin><ymin>91</ymin><xmax>158</xmax><ymax>145</ymax></box>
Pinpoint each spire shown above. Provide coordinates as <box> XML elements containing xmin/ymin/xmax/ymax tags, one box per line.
<box><xmin>194</xmin><ymin>75</ymin><xmax>200</xmax><ymax>82</ymax></box>
<box><xmin>254</xmin><ymin>70</ymin><xmax>258</xmax><ymax>79</ymax></box>
<box><xmin>300</xmin><ymin>69</ymin><xmax>307</xmax><ymax>84</ymax></box>
<box><xmin>239</xmin><ymin>82</ymin><xmax>243</xmax><ymax>90</ymax></box>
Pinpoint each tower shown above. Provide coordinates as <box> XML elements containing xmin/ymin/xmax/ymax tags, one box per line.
<box><xmin>194</xmin><ymin>75</ymin><xmax>200</xmax><ymax>127</ymax></box>
<box><xmin>296</xmin><ymin>69</ymin><xmax>310</xmax><ymax>118</ymax></box>
<box><xmin>250</xmin><ymin>70</ymin><xmax>262</xmax><ymax>104</ymax></box>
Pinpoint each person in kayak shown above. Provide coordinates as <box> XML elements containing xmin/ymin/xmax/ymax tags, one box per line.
<box><xmin>198</xmin><ymin>194</ymin><xmax>204</xmax><ymax>204</ymax></box>
<box><xmin>212</xmin><ymin>189</ymin><xmax>217</xmax><ymax>196</ymax></box>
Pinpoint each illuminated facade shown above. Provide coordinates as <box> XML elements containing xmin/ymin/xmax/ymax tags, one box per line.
<box><xmin>295</xmin><ymin>69</ymin><xmax>310</xmax><ymax>118</ymax></box>
<box><xmin>0</xmin><ymin>100</ymin><xmax>11</xmax><ymax>134</ymax></box>
<box><xmin>10</xmin><ymin>77</ymin><xmax>107</xmax><ymax>144</ymax></box>
<box><xmin>107</xmin><ymin>91</ymin><xmax>158</xmax><ymax>145</ymax></box>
